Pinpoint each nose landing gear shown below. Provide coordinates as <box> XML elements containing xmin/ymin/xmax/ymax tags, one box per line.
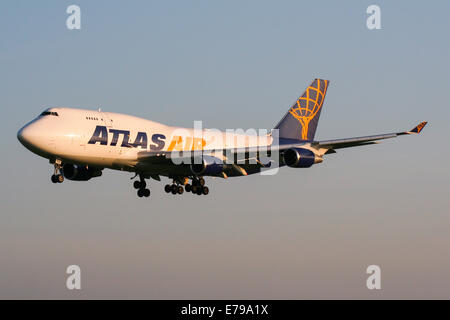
<box><xmin>51</xmin><ymin>161</ymin><xmax>64</xmax><ymax>183</ymax></box>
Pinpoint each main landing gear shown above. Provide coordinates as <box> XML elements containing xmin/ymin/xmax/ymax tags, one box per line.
<box><xmin>133</xmin><ymin>174</ymin><xmax>150</xmax><ymax>198</ymax></box>
<box><xmin>164</xmin><ymin>177</ymin><xmax>209</xmax><ymax>196</ymax></box>
<box><xmin>187</xmin><ymin>177</ymin><xmax>209</xmax><ymax>196</ymax></box>
<box><xmin>51</xmin><ymin>160</ymin><xmax>64</xmax><ymax>183</ymax></box>
<box><xmin>164</xmin><ymin>183</ymin><xmax>184</xmax><ymax>195</ymax></box>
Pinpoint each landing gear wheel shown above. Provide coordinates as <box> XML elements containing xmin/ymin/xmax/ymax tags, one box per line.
<box><xmin>134</xmin><ymin>174</ymin><xmax>150</xmax><ymax>197</ymax></box>
<box><xmin>137</xmin><ymin>188</ymin><xmax>150</xmax><ymax>198</ymax></box>
<box><xmin>196</xmin><ymin>188</ymin><xmax>202</xmax><ymax>195</ymax></box>
<box><xmin>133</xmin><ymin>181</ymin><xmax>142</xmax><ymax>189</ymax></box>
<box><xmin>191</xmin><ymin>185</ymin><xmax>198</xmax><ymax>194</ymax></box>
<box><xmin>185</xmin><ymin>184</ymin><xmax>191</xmax><ymax>192</ymax></box>
<box><xmin>177</xmin><ymin>186</ymin><xmax>184</xmax><ymax>194</ymax></box>
<box><xmin>171</xmin><ymin>185</ymin><xmax>178</xmax><ymax>195</ymax></box>
<box><xmin>51</xmin><ymin>161</ymin><xmax>64</xmax><ymax>184</ymax></box>
<box><xmin>164</xmin><ymin>184</ymin><xmax>171</xmax><ymax>193</ymax></box>
<box><xmin>198</xmin><ymin>177</ymin><xmax>205</xmax><ymax>186</ymax></box>
<box><xmin>202</xmin><ymin>186</ymin><xmax>209</xmax><ymax>195</ymax></box>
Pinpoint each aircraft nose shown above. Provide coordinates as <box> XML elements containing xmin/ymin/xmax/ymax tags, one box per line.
<box><xmin>17</xmin><ymin>123</ymin><xmax>38</xmax><ymax>149</ymax></box>
<box><xmin>18</xmin><ymin>120</ymin><xmax>56</xmax><ymax>156</ymax></box>
<box><xmin>17</xmin><ymin>125</ymin><xmax>30</xmax><ymax>146</ymax></box>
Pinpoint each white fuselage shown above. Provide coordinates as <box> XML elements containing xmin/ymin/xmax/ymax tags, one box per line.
<box><xmin>17</xmin><ymin>107</ymin><xmax>273</xmax><ymax>175</ymax></box>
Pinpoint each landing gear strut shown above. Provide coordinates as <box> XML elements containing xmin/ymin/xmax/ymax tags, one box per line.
<box><xmin>133</xmin><ymin>174</ymin><xmax>150</xmax><ymax>198</ymax></box>
<box><xmin>51</xmin><ymin>160</ymin><xmax>64</xmax><ymax>183</ymax></box>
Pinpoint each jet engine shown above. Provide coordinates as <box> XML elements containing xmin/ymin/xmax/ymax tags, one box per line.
<box><xmin>190</xmin><ymin>156</ymin><xmax>224</xmax><ymax>176</ymax></box>
<box><xmin>283</xmin><ymin>148</ymin><xmax>322</xmax><ymax>168</ymax></box>
<box><xmin>62</xmin><ymin>164</ymin><xmax>103</xmax><ymax>181</ymax></box>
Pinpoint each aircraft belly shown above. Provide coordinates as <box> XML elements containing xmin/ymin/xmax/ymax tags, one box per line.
<box><xmin>137</xmin><ymin>163</ymin><xmax>192</xmax><ymax>177</ymax></box>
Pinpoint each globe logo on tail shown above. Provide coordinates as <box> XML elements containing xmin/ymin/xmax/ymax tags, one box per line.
<box><xmin>288</xmin><ymin>79</ymin><xmax>329</xmax><ymax>140</ymax></box>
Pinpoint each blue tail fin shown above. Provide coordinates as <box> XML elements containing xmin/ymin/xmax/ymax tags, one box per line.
<box><xmin>274</xmin><ymin>78</ymin><xmax>329</xmax><ymax>141</ymax></box>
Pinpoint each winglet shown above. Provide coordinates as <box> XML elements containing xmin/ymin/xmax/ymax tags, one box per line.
<box><xmin>407</xmin><ymin>121</ymin><xmax>428</xmax><ymax>134</ymax></box>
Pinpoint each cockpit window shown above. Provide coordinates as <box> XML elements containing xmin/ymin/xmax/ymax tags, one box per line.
<box><xmin>40</xmin><ymin>111</ymin><xmax>59</xmax><ymax>117</ymax></box>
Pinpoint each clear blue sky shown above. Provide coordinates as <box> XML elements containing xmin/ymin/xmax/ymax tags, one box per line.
<box><xmin>1</xmin><ymin>0</ymin><xmax>449</xmax><ymax>298</ymax></box>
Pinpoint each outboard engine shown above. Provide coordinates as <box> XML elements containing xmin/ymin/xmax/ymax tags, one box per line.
<box><xmin>190</xmin><ymin>155</ymin><xmax>224</xmax><ymax>176</ymax></box>
<box><xmin>62</xmin><ymin>164</ymin><xmax>103</xmax><ymax>181</ymax></box>
<box><xmin>283</xmin><ymin>148</ymin><xmax>323</xmax><ymax>168</ymax></box>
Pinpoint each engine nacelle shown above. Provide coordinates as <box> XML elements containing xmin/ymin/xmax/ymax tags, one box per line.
<box><xmin>62</xmin><ymin>164</ymin><xmax>102</xmax><ymax>181</ymax></box>
<box><xmin>283</xmin><ymin>148</ymin><xmax>322</xmax><ymax>168</ymax></box>
<box><xmin>190</xmin><ymin>156</ymin><xmax>224</xmax><ymax>176</ymax></box>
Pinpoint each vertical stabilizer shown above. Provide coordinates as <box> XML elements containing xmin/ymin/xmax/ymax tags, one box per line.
<box><xmin>274</xmin><ymin>79</ymin><xmax>329</xmax><ymax>141</ymax></box>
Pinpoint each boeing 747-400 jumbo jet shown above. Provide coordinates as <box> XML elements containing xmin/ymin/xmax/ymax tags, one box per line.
<box><xmin>17</xmin><ymin>79</ymin><xmax>427</xmax><ymax>197</ymax></box>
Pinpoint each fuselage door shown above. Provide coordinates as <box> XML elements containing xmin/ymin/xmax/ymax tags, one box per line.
<box><xmin>101</xmin><ymin>112</ymin><xmax>113</xmax><ymax>127</ymax></box>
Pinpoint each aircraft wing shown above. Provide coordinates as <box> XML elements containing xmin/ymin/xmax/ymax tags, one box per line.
<box><xmin>312</xmin><ymin>121</ymin><xmax>427</xmax><ymax>152</ymax></box>
<box><xmin>136</xmin><ymin>122</ymin><xmax>427</xmax><ymax>163</ymax></box>
<box><xmin>136</xmin><ymin>142</ymin><xmax>306</xmax><ymax>164</ymax></box>
<box><xmin>135</xmin><ymin>148</ymin><xmax>275</xmax><ymax>177</ymax></box>
<box><xmin>136</xmin><ymin>148</ymin><xmax>278</xmax><ymax>166</ymax></box>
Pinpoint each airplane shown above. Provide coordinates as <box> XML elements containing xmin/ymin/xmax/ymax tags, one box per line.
<box><xmin>17</xmin><ymin>79</ymin><xmax>427</xmax><ymax>198</ymax></box>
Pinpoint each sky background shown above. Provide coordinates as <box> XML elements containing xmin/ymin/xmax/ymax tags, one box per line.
<box><xmin>0</xmin><ymin>0</ymin><xmax>449</xmax><ymax>299</ymax></box>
